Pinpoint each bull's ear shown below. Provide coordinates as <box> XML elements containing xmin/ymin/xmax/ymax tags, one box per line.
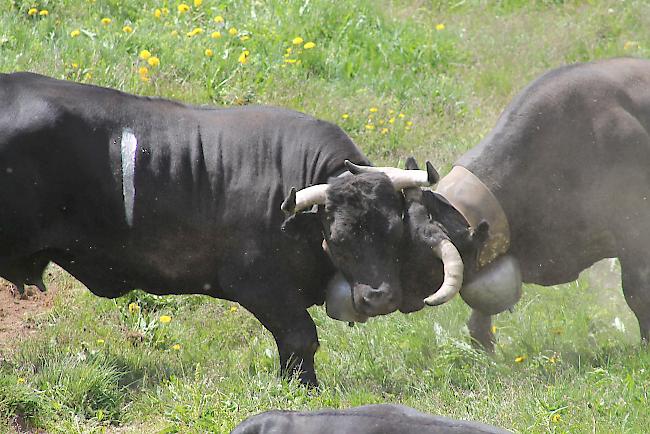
<box><xmin>471</xmin><ymin>220</ymin><xmax>490</xmax><ymax>244</ymax></box>
<box><xmin>281</xmin><ymin>211</ymin><xmax>322</xmax><ymax>242</ymax></box>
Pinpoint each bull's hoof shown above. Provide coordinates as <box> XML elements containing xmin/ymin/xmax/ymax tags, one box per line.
<box><xmin>471</xmin><ymin>337</ymin><xmax>495</xmax><ymax>354</ymax></box>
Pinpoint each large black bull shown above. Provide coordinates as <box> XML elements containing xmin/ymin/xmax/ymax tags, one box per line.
<box><xmin>0</xmin><ymin>72</ymin><xmax>442</xmax><ymax>386</ymax></box>
<box><xmin>351</xmin><ymin>57</ymin><xmax>650</xmax><ymax>350</ymax></box>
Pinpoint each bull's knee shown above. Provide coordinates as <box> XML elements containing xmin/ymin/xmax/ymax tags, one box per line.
<box><xmin>468</xmin><ymin>309</ymin><xmax>495</xmax><ymax>353</ymax></box>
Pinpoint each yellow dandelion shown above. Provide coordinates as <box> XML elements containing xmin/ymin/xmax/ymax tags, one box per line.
<box><xmin>97</xmin><ymin>338</ymin><xmax>105</xmax><ymax>344</ymax></box>
<box><xmin>240</xmin><ymin>35</ymin><xmax>250</xmax><ymax>42</ymax></box>
<box><xmin>84</xmin><ymin>72</ymin><xmax>92</xmax><ymax>80</ymax></box>
<box><xmin>228</xmin><ymin>27</ymin><xmax>238</xmax><ymax>36</ymax></box>
<box><xmin>154</xmin><ymin>8</ymin><xmax>162</xmax><ymax>18</ymax></box>
<box><xmin>398</xmin><ymin>113</ymin><xmax>405</xmax><ymax>118</ymax></box>
<box><xmin>286</xmin><ymin>47</ymin><xmax>292</xmax><ymax>54</ymax></box>
<box><xmin>159</xmin><ymin>315</ymin><xmax>172</xmax><ymax>324</ymax></box>
<box><xmin>138</xmin><ymin>66</ymin><xmax>149</xmax><ymax>75</ymax></box>
<box><xmin>70</xmin><ymin>29</ymin><xmax>81</xmax><ymax>38</ymax></box>
<box><xmin>514</xmin><ymin>355</ymin><xmax>526</xmax><ymax>363</ymax></box>
<box><xmin>436</xmin><ymin>23</ymin><xmax>445</xmax><ymax>31</ymax></box>
<box><xmin>140</xmin><ymin>75</ymin><xmax>150</xmax><ymax>83</ymax></box>
<box><xmin>194</xmin><ymin>0</ymin><xmax>202</xmax><ymax>6</ymax></box>
<box><xmin>365</xmin><ymin>124</ymin><xmax>375</xmax><ymax>130</ymax></box>
<box><xmin>284</xmin><ymin>58</ymin><xmax>297</xmax><ymax>64</ymax></box>
<box><xmin>370</xmin><ymin>107</ymin><xmax>379</xmax><ymax>113</ymax></box>
<box><xmin>549</xmin><ymin>356</ymin><xmax>557</xmax><ymax>364</ymax></box>
<box><xmin>101</xmin><ymin>17</ymin><xmax>112</xmax><ymax>25</ymax></box>
<box><xmin>147</xmin><ymin>56</ymin><xmax>160</xmax><ymax>67</ymax></box>
<box><xmin>39</xmin><ymin>9</ymin><xmax>48</xmax><ymax>16</ymax></box>
<box><xmin>388</xmin><ymin>117</ymin><xmax>395</xmax><ymax>124</ymax></box>
<box><xmin>551</xmin><ymin>414</ymin><xmax>561</xmax><ymax>423</ymax></box>
<box><xmin>204</xmin><ymin>48</ymin><xmax>213</xmax><ymax>57</ymax></box>
<box><xmin>122</xmin><ymin>25</ymin><xmax>133</xmax><ymax>34</ymax></box>
<box><xmin>380</xmin><ymin>128</ymin><xmax>389</xmax><ymax>134</ymax></box>
<box><xmin>229</xmin><ymin>306</ymin><xmax>238</xmax><ymax>312</ymax></box>
<box><xmin>28</xmin><ymin>8</ymin><xmax>38</xmax><ymax>16</ymax></box>
<box><xmin>238</xmin><ymin>50</ymin><xmax>250</xmax><ymax>64</ymax></box>
<box><xmin>162</xmin><ymin>7</ymin><xmax>169</xmax><ymax>15</ymax></box>
<box><xmin>71</xmin><ymin>62</ymin><xmax>79</xmax><ymax>69</ymax></box>
<box><xmin>341</xmin><ymin>113</ymin><xmax>349</xmax><ymax>119</ymax></box>
<box><xmin>211</xmin><ymin>31</ymin><xmax>221</xmax><ymax>39</ymax></box>
<box><xmin>171</xmin><ymin>343</ymin><xmax>181</xmax><ymax>351</ymax></box>
<box><xmin>128</xmin><ymin>302</ymin><xmax>140</xmax><ymax>313</ymax></box>
<box><xmin>624</xmin><ymin>41</ymin><xmax>638</xmax><ymax>51</ymax></box>
<box><xmin>406</xmin><ymin>120</ymin><xmax>413</xmax><ymax>127</ymax></box>
<box><xmin>178</xmin><ymin>3</ymin><xmax>190</xmax><ymax>13</ymax></box>
<box><xmin>17</xmin><ymin>377</ymin><xmax>26</xmax><ymax>384</ymax></box>
<box><xmin>292</xmin><ymin>36</ymin><xmax>304</xmax><ymax>45</ymax></box>
<box><xmin>139</xmin><ymin>49</ymin><xmax>151</xmax><ymax>60</ymax></box>
<box><xmin>303</xmin><ymin>41</ymin><xmax>316</xmax><ymax>49</ymax></box>
<box><xmin>214</xmin><ymin>15</ymin><xmax>224</xmax><ymax>24</ymax></box>
<box><xmin>491</xmin><ymin>325</ymin><xmax>497</xmax><ymax>333</ymax></box>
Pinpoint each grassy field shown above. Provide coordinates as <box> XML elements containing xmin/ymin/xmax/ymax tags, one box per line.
<box><xmin>1</xmin><ymin>0</ymin><xmax>650</xmax><ymax>432</ymax></box>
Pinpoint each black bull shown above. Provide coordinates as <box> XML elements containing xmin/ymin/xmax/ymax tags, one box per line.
<box><xmin>0</xmin><ymin>72</ymin><xmax>441</xmax><ymax>386</ymax></box>
<box><xmin>230</xmin><ymin>404</ymin><xmax>511</xmax><ymax>434</ymax></box>
<box><xmin>397</xmin><ymin>57</ymin><xmax>650</xmax><ymax>350</ymax></box>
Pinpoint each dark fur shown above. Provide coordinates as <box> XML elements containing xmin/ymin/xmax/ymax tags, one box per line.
<box><xmin>0</xmin><ymin>72</ymin><xmax>408</xmax><ymax>386</ymax></box>
<box><xmin>230</xmin><ymin>404</ymin><xmax>511</xmax><ymax>434</ymax></box>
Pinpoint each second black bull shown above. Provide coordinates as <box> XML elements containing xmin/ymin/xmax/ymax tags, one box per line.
<box><xmin>350</xmin><ymin>57</ymin><xmax>650</xmax><ymax>351</ymax></box>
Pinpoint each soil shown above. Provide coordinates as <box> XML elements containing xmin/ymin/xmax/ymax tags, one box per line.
<box><xmin>0</xmin><ymin>280</ymin><xmax>56</xmax><ymax>348</ymax></box>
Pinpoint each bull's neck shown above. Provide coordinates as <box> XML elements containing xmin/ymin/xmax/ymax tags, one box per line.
<box><xmin>435</xmin><ymin>166</ymin><xmax>510</xmax><ymax>268</ymax></box>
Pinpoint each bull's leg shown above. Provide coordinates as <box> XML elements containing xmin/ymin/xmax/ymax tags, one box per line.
<box><xmin>468</xmin><ymin>309</ymin><xmax>495</xmax><ymax>353</ymax></box>
<box><xmin>619</xmin><ymin>255</ymin><xmax>650</xmax><ymax>343</ymax></box>
<box><xmin>243</xmin><ymin>302</ymin><xmax>320</xmax><ymax>387</ymax></box>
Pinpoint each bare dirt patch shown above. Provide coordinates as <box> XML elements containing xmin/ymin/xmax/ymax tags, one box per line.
<box><xmin>0</xmin><ymin>280</ymin><xmax>56</xmax><ymax>347</ymax></box>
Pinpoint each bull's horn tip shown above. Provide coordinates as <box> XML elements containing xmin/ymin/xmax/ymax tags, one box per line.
<box><xmin>344</xmin><ymin>160</ymin><xmax>361</xmax><ymax>173</ymax></box>
<box><xmin>425</xmin><ymin>161</ymin><xmax>439</xmax><ymax>185</ymax></box>
<box><xmin>281</xmin><ymin>187</ymin><xmax>297</xmax><ymax>214</ymax></box>
<box><xmin>423</xmin><ymin>296</ymin><xmax>443</xmax><ymax>306</ymax></box>
<box><xmin>405</xmin><ymin>156</ymin><xmax>419</xmax><ymax>170</ymax></box>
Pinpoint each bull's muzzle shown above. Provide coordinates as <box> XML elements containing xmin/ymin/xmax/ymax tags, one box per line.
<box><xmin>352</xmin><ymin>281</ymin><xmax>401</xmax><ymax>317</ymax></box>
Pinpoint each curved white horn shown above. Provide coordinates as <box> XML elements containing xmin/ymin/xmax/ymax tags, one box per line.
<box><xmin>345</xmin><ymin>160</ymin><xmax>439</xmax><ymax>190</ymax></box>
<box><xmin>281</xmin><ymin>184</ymin><xmax>329</xmax><ymax>214</ymax></box>
<box><xmin>423</xmin><ymin>239</ymin><xmax>464</xmax><ymax>306</ymax></box>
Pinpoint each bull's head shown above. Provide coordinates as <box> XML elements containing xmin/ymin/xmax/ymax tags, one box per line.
<box><xmin>281</xmin><ymin>162</ymin><xmax>438</xmax><ymax>319</ymax></box>
<box><xmin>395</xmin><ymin>160</ymin><xmax>521</xmax><ymax>316</ymax></box>
<box><xmin>345</xmin><ymin>160</ymin><xmax>483</xmax><ymax>314</ymax></box>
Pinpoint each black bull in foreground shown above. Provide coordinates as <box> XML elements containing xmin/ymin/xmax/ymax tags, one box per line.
<box><xmin>230</xmin><ymin>404</ymin><xmax>512</xmax><ymax>434</ymax></box>
<box><xmin>0</xmin><ymin>72</ymin><xmax>451</xmax><ymax>386</ymax></box>
<box><xmin>348</xmin><ymin>57</ymin><xmax>650</xmax><ymax>352</ymax></box>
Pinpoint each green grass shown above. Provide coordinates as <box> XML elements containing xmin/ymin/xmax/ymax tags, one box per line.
<box><xmin>1</xmin><ymin>0</ymin><xmax>650</xmax><ymax>432</ymax></box>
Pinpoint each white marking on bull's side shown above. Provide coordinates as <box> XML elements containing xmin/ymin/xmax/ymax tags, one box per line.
<box><xmin>120</xmin><ymin>129</ymin><xmax>137</xmax><ymax>227</ymax></box>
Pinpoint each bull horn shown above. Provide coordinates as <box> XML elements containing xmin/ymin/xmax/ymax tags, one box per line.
<box><xmin>423</xmin><ymin>239</ymin><xmax>464</xmax><ymax>306</ymax></box>
<box><xmin>344</xmin><ymin>160</ymin><xmax>439</xmax><ymax>189</ymax></box>
<box><xmin>281</xmin><ymin>184</ymin><xmax>329</xmax><ymax>214</ymax></box>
